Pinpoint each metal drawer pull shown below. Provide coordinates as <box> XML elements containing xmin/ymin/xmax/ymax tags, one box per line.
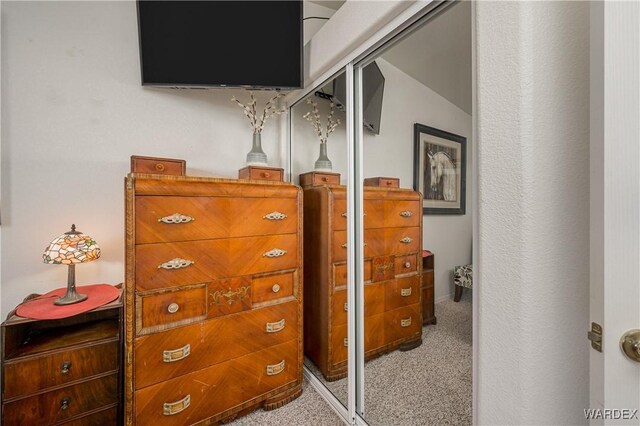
<box><xmin>401</xmin><ymin>317</ymin><xmax>412</xmax><ymax>327</ymax></box>
<box><xmin>167</xmin><ymin>303</ymin><xmax>179</xmax><ymax>314</ymax></box>
<box><xmin>266</xmin><ymin>318</ymin><xmax>286</xmax><ymax>333</ymax></box>
<box><xmin>263</xmin><ymin>211</ymin><xmax>287</xmax><ymax>221</ymax></box>
<box><xmin>158</xmin><ymin>258</ymin><xmax>194</xmax><ymax>270</ymax></box>
<box><xmin>61</xmin><ymin>361</ymin><xmax>71</xmax><ymax>374</ymax></box>
<box><xmin>341</xmin><ymin>212</ymin><xmax>366</xmax><ymax>217</ymax></box>
<box><xmin>266</xmin><ymin>360</ymin><xmax>285</xmax><ymax>376</ymax></box>
<box><xmin>60</xmin><ymin>397</ymin><xmax>70</xmax><ymax>411</ymax></box>
<box><xmin>263</xmin><ymin>248</ymin><xmax>287</xmax><ymax>258</ymax></box>
<box><xmin>272</xmin><ymin>284</ymin><xmax>281</xmax><ymax>293</ymax></box>
<box><xmin>344</xmin><ymin>338</ymin><xmax>348</xmax><ymax>347</ymax></box>
<box><xmin>341</xmin><ymin>242</ymin><xmax>367</xmax><ymax>248</ymax></box>
<box><xmin>158</xmin><ymin>213</ymin><xmax>194</xmax><ymax>224</ymax></box>
<box><xmin>399</xmin><ymin>237</ymin><xmax>413</xmax><ymax>244</ymax></box>
<box><xmin>399</xmin><ymin>210</ymin><xmax>413</xmax><ymax>218</ymax></box>
<box><xmin>163</xmin><ymin>394</ymin><xmax>191</xmax><ymax>416</ymax></box>
<box><xmin>404</xmin><ymin>261</ymin><xmax>411</xmax><ymax>269</ymax></box>
<box><xmin>401</xmin><ymin>288</ymin><xmax>412</xmax><ymax>297</ymax></box>
<box><xmin>344</xmin><ymin>303</ymin><xmax>348</xmax><ymax>311</ymax></box>
<box><xmin>163</xmin><ymin>344</ymin><xmax>191</xmax><ymax>363</ymax></box>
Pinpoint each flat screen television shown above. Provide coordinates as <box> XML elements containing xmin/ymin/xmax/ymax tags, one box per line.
<box><xmin>137</xmin><ymin>1</ymin><xmax>302</xmax><ymax>89</ymax></box>
<box><xmin>333</xmin><ymin>61</ymin><xmax>385</xmax><ymax>135</ymax></box>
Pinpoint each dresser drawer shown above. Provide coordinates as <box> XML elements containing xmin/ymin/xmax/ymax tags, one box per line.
<box><xmin>384</xmin><ymin>304</ymin><xmax>422</xmax><ymax>345</ymax></box>
<box><xmin>136</xmin><ymin>233</ymin><xmax>298</xmax><ymax>291</ymax></box>
<box><xmin>395</xmin><ymin>253</ymin><xmax>418</xmax><ymax>276</ymax></box>
<box><xmin>332</xmin><ymin>199</ymin><xmax>420</xmax><ymax>230</ymax></box>
<box><xmin>332</xmin><ymin>313</ymin><xmax>385</xmax><ymax>366</ymax></box>
<box><xmin>136</xmin><ymin>284</ymin><xmax>207</xmax><ymax>335</ymax></box>
<box><xmin>331</xmin><ymin>200</ymin><xmax>376</xmax><ymax>231</ymax></box>
<box><xmin>333</xmin><ymin>260</ymin><xmax>372</xmax><ymax>287</ymax></box>
<box><xmin>134</xmin><ymin>340</ymin><xmax>298</xmax><ymax>425</ymax></box>
<box><xmin>134</xmin><ymin>301</ymin><xmax>298</xmax><ymax>389</ymax></box>
<box><xmin>385</xmin><ymin>276</ymin><xmax>421</xmax><ymax>311</ymax></box>
<box><xmin>333</xmin><ymin>283</ymin><xmax>385</xmax><ymax>327</ymax></box>
<box><xmin>3</xmin><ymin>374</ymin><xmax>118</xmax><ymax>425</ymax></box>
<box><xmin>3</xmin><ymin>340</ymin><xmax>118</xmax><ymax>400</ymax></box>
<box><xmin>135</xmin><ymin>196</ymin><xmax>298</xmax><ymax>244</ymax></box>
<box><xmin>252</xmin><ymin>271</ymin><xmax>295</xmax><ymax>304</ymax></box>
<box><xmin>332</xmin><ymin>227</ymin><xmax>420</xmax><ymax>261</ymax></box>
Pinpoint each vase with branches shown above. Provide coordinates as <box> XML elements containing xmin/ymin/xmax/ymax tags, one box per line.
<box><xmin>231</xmin><ymin>91</ymin><xmax>285</xmax><ymax>166</ymax></box>
<box><xmin>303</xmin><ymin>98</ymin><xmax>341</xmax><ymax>171</ymax></box>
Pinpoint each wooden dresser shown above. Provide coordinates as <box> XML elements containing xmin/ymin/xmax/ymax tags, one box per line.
<box><xmin>125</xmin><ymin>174</ymin><xmax>303</xmax><ymax>425</ymax></box>
<box><xmin>1</xmin><ymin>291</ymin><xmax>123</xmax><ymax>425</ymax></box>
<box><xmin>302</xmin><ymin>178</ymin><xmax>423</xmax><ymax>381</ymax></box>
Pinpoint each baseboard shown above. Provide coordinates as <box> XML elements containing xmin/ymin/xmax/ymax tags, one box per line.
<box><xmin>435</xmin><ymin>292</ymin><xmax>453</xmax><ymax>304</ymax></box>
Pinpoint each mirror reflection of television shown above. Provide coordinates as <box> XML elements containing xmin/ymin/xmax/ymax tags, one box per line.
<box><xmin>137</xmin><ymin>1</ymin><xmax>302</xmax><ymax>89</ymax></box>
<box><xmin>333</xmin><ymin>62</ymin><xmax>385</xmax><ymax>135</ymax></box>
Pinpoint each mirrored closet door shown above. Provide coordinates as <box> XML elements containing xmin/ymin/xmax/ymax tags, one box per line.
<box><xmin>354</xmin><ymin>2</ymin><xmax>473</xmax><ymax>424</ymax></box>
<box><xmin>289</xmin><ymin>69</ymin><xmax>352</xmax><ymax>411</ymax></box>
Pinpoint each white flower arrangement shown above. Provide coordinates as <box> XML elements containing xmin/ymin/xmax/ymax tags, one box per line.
<box><xmin>303</xmin><ymin>98</ymin><xmax>341</xmax><ymax>144</ymax></box>
<box><xmin>231</xmin><ymin>91</ymin><xmax>286</xmax><ymax>134</ymax></box>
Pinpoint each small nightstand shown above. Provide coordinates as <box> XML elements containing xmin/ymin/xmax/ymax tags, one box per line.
<box><xmin>1</xmin><ymin>287</ymin><xmax>123</xmax><ymax>425</ymax></box>
<box><xmin>422</xmin><ymin>252</ymin><xmax>436</xmax><ymax>325</ymax></box>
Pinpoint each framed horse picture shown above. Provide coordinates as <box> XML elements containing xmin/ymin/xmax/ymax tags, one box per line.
<box><xmin>413</xmin><ymin>123</ymin><xmax>467</xmax><ymax>215</ymax></box>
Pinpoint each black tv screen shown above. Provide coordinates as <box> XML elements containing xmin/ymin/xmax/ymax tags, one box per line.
<box><xmin>137</xmin><ymin>1</ymin><xmax>302</xmax><ymax>89</ymax></box>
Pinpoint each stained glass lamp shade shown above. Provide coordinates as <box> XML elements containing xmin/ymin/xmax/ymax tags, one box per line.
<box><xmin>43</xmin><ymin>224</ymin><xmax>101</xmax><ymax>305</ymax></box>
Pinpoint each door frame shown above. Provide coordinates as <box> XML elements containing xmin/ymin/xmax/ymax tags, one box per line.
<box><xmin>589</xmin><ymin>0</ymin><xmax>640</xmax><ymax>415</ymax></box>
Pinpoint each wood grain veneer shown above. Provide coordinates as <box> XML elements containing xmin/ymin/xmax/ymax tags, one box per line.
<box><xmin>302</xmin><ymin>181</ymin><xmax>423</xmax><ymax>381</ymax></box>
<box><xmin>125</xmin><ymin>174</ymin><xmax>303</xmax><ymax>425</ymax></box>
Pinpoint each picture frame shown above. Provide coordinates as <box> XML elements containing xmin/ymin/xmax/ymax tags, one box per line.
<box><xmin>413</xmin><ymin>123</ymin><xmax>467</xmax><ymax>215</ymax></box>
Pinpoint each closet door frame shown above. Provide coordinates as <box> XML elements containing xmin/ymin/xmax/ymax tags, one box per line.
<box><xmin>285</xmin><ymin>2</ymin><xmax>466</xmax><ymax>425</ymax></box>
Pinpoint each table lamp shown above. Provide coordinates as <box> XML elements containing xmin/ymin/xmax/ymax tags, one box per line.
<box><xmin>43</xmin><ymin>224</ymin><xmax>101</xmax><ymax>305</ymax></box>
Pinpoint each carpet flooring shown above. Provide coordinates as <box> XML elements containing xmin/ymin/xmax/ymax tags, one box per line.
<box><xmin>231</xmin><ymin>293</ymin><xmax>472</xmax><ymax>425</ymax></box>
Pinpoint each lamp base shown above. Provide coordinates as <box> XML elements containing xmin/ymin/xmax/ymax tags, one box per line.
<box><xmin>54</xmin><ymin>289</ymin><xmax>88</xmax><ymax>305</ymax></box>
<box><xmin>54</xmin><ymin>264</ymin><xmax>88</xmax><ymax>305</ymax></box>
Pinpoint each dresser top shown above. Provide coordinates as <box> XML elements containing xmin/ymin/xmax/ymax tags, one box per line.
<box><xmin>127</xmin><ymin>173</ymin><xmax>300</xmax><ymax>197</ymax></box>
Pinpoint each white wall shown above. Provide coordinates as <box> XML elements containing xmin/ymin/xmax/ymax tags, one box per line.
<box><xmin>303</xmin><ymin>1</ymin><xmax>338</xmax><ymax>45</ymax></box>
<box><xmin>291</xmin><ymin>59</ymin><xmax>472</xmax><ymax>300</ymax></box>
<box><xmin>476</xmin><ymin>1</ymin><xmax>590</xmax><ymax>424</ymax></box>
<box><xmin>0</xmin><ymin>1</ymin><xmax>286</xmax><ymax>316</ymax></box>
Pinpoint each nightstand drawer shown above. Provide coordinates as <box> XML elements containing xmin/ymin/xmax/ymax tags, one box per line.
<box><xmin>3</xmin><ymin>340</ymin><xmax>118</xmax><ymax>400</ymax></box>
<box><xmin>3</xmin><ymin>374</ymin><xmax>118</xmax><ymax>425</ymax></box>
<box><xmin>61</xmin><ymin>406</ymin><xmax>118</xmax><ymax>425</ymax></box>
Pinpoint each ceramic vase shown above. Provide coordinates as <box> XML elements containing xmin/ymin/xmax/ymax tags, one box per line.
<box><xmin>314</xmin><ymin>143</ymin><xmax>332</xmax><ymax>171</ymax></box>
<box><xmin>246</xmin><ymin>132</ymin><xmax>268</xmax><ymax>166</ymax></box>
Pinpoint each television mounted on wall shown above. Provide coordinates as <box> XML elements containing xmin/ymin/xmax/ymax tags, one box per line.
<box><xmin>137</xmin><ymin>1</ymin><xmax>302</xmax><ymax>89</ymax></box>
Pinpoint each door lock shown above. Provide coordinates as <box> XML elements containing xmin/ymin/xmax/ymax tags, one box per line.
<box><xmin>588</xmin><ymin>322</ymin><xmax>603</xmax><ymax>352</ymax></box>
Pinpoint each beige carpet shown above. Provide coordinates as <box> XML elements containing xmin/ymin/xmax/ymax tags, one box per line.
<box><xmin>232</xmin><ymin>293</ymin><xmax>472</xmax><ymax>425</ymax></box>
